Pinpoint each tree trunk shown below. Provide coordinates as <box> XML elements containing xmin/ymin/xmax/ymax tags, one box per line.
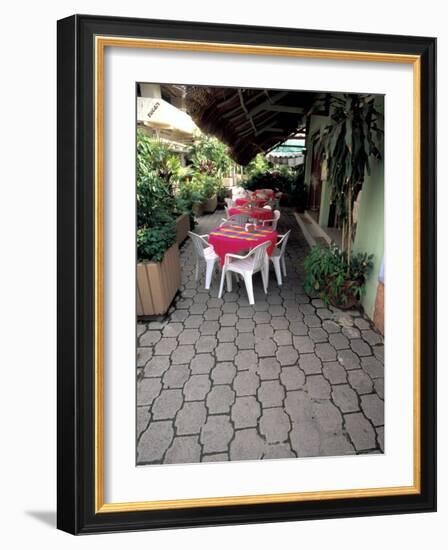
<box><xmin>347</xmin><ymin>185</ymin><xmax>352</xmax><ymax>264</ymax></box>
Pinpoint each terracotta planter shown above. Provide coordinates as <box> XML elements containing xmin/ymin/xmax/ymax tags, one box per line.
<box><xmin>203</xmin><ymin>194</ymin><xmax>217</xmax><ymax>213</ymax></box>
<box><xmin>137</xmin><ymin>244</ymin><xmax>181</xmax><ymax>316</ymax></box>
<box><xmin>175</xmin><ymin>213</ymin><xmax>190</xmax><ymax>245</ymax></box>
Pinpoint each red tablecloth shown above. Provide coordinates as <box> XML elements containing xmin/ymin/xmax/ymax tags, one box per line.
<box><xmin>208</xmin><ymin>224</ymin><xmax>278</xmax><ymax>266</ymax></box>
<box><xmin>234</xmin><ymin>197</ymin><xmax>268</xmax><ymax>207</ymax></box>
<box><xmin>228</xmin><ymin>206</ymin><xmax>273</xmax><ymax>220</ymax></box>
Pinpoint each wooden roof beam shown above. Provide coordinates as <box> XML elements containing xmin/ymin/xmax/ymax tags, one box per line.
<box><xmin>222</xmin><ymin>90</ymin><xmax>267</xmax><ymax>119</ymax></box>
<box><xmin>238</xmin><ymin>89</ymin><xmax>257</xmax><ymax>134</ymax></box>
<box><xmin>263</xmin><ymin>105</ymin><xmax>305</xmax><ymax>114</ymax></box>
<box><xmin>246</xmin><ymin>91</ymin><xmax>289</xmax><ymax>118</ymax></box>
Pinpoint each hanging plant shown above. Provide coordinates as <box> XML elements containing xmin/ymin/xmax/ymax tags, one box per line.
<box><xmin>312</xmin><ymin>94</ymin><xmax>383</xmax><ymax>260</ymax></box>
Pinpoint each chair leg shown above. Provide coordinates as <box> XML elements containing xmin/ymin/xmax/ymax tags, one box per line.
<box><xmin>281</xmin><ymin>256</ymin><xmax>287</xmax><ymax>277</ymax></box>
<box><xmin>273</xmin><ymin>258</ymin><xmax>282</xmax><ymax>286</ymax></box>
<box><xmin>226</xmin><ymin>271</ymin><xmax>233</xmax><ymax>292</ymax></box>
<box><xmin>195</xmin><ymin>260</ymin><xmax>199</xmax><ymax>282</ymax></box>
<box><xmin>205</xmin><ymin>259</ymin><xmax>214</xmax><ymax>290</ymax></box>
<box><xmin>218</xmin><ymin>267</ymin><xmax>226</xmax><ymax>299</ymax></box>
<box><xmin>243</xmin><ymin>272</ymin><xmax>255</xmax><ymax>305</ymax></box>
<box><xmin>261</xmin><ymin>262</ymin><xmax>268</xmax><ymax>293</ymax></box>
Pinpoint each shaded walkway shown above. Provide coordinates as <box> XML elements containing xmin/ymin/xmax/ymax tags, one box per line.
<box><xmin>136</xmin><ymin>208</ymin><xmax>384</xmax><ymax>465</ymax></box>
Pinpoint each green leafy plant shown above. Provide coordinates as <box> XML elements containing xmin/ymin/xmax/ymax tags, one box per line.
<box><xmin>303</xmin><ymin>244</ymin><xmax>373</xmax><ymax>307</ymax></box>
<box><xmin>137</xmin><ymin>131</ymin><xmax>180</xmax><ymax>262</ymax></box>
<box><xmin>137</xmin><ymin>220</ymin><xmax>176</xmax><ymax>263</ymax></box>
<box><xmin>188</xmin><ymin>132</ymin><xmax>233</xmax><ymax>179</ymax></box>
<box><xmin>244</xmin><ymin>153</ymin><xmax>271</xmax><ymax>178</ymax></box>
<box><xmin>312</xmin><ymin>94</ymin><xmax>383</xmax><ymax>260</ymax></box>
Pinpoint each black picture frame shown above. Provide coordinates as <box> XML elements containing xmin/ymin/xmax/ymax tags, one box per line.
<box><xmin>57</xmin><ymin>14</ymin><xmax>436</xmax><ymax>534</ymax></box>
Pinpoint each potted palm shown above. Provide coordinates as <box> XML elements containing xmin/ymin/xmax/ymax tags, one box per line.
<box><xmin>311</xmin><ymin>94</ymin><xmax>383</xmax><ymax>260</ymax></box>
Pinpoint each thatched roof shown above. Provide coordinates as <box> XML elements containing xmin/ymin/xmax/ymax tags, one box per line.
<box><xmin>185</xmin><ymin>87</ymin><xmax>323</xmax><ymax>165</ymax></box>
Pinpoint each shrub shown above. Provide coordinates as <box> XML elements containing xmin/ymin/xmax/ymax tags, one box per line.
<box><xmin>303</xmin><ymin>244</ymin><xmax>373</xmax><ymax>307</ymax></box>
<box><xmin>137</xmin><ymin>221</ymin><xmax>176</xmax><ymax>263</ymax></box>
<box><xmin>188</xmin><ymin>132</ymin><xmax>233</xmax><ymax>179</ymax></box>
<box><xmin>137</xmin><ymin>131</ymin><xmax>180</xmax><ymax>262</ymax></box>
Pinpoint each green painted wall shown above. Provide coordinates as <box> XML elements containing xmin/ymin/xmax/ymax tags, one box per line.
<box><xmin>352</xmin><ymin>156</ymin><xmax>384</xmax><ymax>319</ymax></box>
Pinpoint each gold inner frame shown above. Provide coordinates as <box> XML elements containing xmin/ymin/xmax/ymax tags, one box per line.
<box><xmin>94</xmin><ymin>36</ymin><xmax>421</xmax><ymax>513</ymax></box>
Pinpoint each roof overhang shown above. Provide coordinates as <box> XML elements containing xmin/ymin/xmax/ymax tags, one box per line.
<box><xmin>185</xmin><ymin>87</ymin><xmax>325</xmax><ymax>165</ymax></box>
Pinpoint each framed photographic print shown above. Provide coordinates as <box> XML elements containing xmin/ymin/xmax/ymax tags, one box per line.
<box><xmin>57</xmin><ymin>14</ymin><xmax>436</xmax><ymax>534</ymax></box>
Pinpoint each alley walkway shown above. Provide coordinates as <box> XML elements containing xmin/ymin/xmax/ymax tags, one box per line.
<box><xmin>136</xmin><ymin>208</ymin><xmax>384</xmax><ymax>465</ymax></box>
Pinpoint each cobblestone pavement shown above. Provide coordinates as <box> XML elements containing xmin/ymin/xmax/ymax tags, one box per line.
<box><xmin>136</xmin><ymin>208</ymin><xmax>384</xmax><ymax>465</ymax></box>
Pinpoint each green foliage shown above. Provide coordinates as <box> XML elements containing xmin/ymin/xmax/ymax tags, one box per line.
<box><xmin>188</xmin><ymin>132</ymin><xmax>233</xmax><ymax>179</ymax></box>
<box><xmin>311</xmin><ymin>94</ymin><xmax>383</xmax><ymax>254</ymax></box>
<box><xmin>303</xmin><ymin>244</ymin><xmax>373</xmax><ymax>307</ymax></box>
<box><xmin>242</xmin><ymin>162</ymin><xmax>308</xmax><ymax>210</ymax></box>
<box><xmin>137</xmin><ymin>221</ymin><xmax>176</xmax><ymax>263</ymax></box>
<box><xmin>243</xmin><ymin>167</ymin><xmax>294</xmax><ymax>192</ymax></box>
<box><xmin>244</xmin><ymin>153</ymin><xmax>271</xmax><ymax>178</ymax></box>
<box><xmin>137</xmin><ymin>131</ymin><xmax>179</xmax><ymax>262</ymax></box>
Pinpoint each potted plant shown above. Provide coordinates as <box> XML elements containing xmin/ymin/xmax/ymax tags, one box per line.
<box><xmin>201</xmin><ymin>176</ymin><xmax>219</xmax><ymax>213</ymax></box>
<box><xmin>188</xmin><ymin>132</ymin><xmax>232</xmax><ymax>213</ymax></box>
<box><xmin>303</xmin><ymin>244</ymin><xmax>373</xmax><ymax>309</ymax></box>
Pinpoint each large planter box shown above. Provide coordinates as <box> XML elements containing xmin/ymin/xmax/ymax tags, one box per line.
<box><xmin>137</xmin><ymin>244</ymin><xmax>181</xmax><ymax>317</ymax></box>
<box><xmin>203</xmin><ymin>194</ymin><xmax>217</xmax><ymax>213</ymax></box>
<box><xmin>175</xmin><ymin>213</ymin><xmax>190</xmax><ymax>245</ymax></box>
<box><xmin>222</xmin><ymin>177</ymin><xmax>233</xmax><ymax>188</ymax></box>
<box><xmin>192</xmin><ymin>202</ymin><xmax>205</xmax><ymax>217</ymax></box>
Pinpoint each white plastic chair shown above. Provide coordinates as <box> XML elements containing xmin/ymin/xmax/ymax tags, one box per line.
<box><xmin>261</xmin><ymin>209</ymin><xmax>281</xmax><ymax>231</ymax></box>
<box><xmin>224</xmin><ymin>197</ymin><xmax>235</xmax><ymax>208</ymax></box>
<box><xmin>220</xmin><ymin>214</ymin><xmax>250</xmax><ymax>226</ymax></box>
<box><xmin>218</xmin><ymin>241</ymin><xmax>269</xmax><ymax>305</ymax></box>
<box><xmin>269</xmin><ymin>230</ymin><xmax>291</xmax><ymax>286</ymax></box>
<box><xmin>188</xmin><ymin>231</ymin><xmax>219</xmax><ymax>290</ymax></box>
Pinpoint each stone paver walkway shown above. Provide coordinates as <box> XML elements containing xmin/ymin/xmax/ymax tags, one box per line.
<box><xmin>136</xmin><ymin>208</ymin><xmax>384</xmax><ymax>465</ymax></box>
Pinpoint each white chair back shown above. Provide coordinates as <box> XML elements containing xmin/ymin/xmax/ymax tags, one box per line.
<box><xmin>277</xmin><ymin>230</ymin><xmax>291</xmax><ymax>256</ymax></box>
<box><xmin>272</xmin><ymin>210</ymin><xmax>281</xmax><ymax>230</ymax></box>
<box><xmin>220</xmin><ymin>214</ymin><xmax>249</xmax><ymax>226</ymax></box>
<box><xmin>249</xmin><ymin>241</ymin><xmax>269</xmax><ymax>272</ymax></box>
<box><xmin>188</xmin><ymin>231</ymin><xmax>209</xmax><ymax>260</ymax></box>
<box><xmin>224</xmin><ymin>197</ymin><xmax>234</xmax><ymax>208</ymax></box>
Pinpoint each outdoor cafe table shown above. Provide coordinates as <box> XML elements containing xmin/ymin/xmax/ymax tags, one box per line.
<box><xmin>228</xmin><ymin>206</ymin><xmax>273</xmax><ymax>221</ymax></box>
<box><xmin>234</xmin><ymin>197</ymin><xmax>268</xmax><ymax>207</ymax></box>
<box><xmin>208</xmin><ymin>223</ymin><xmax>278</xmax><ymax>266</ymax></box>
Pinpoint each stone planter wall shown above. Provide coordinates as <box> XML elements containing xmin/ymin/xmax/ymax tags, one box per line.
<box><xmin>137</xmin><ymin>244</ymin><xmax>180</xmax><ymax>317</ymax></box>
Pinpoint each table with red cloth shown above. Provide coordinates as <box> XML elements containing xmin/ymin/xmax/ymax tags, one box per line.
<box><xmin>228</xmin><ymin>206</ymin><xmax>273</xmax><ymax>221</ymax></box>
<box><xmin>234</xmin><ymin>197</ymin><xmax>268</xmax><ymax>207</ymax></box>
<box><xmin>208</xmin><ymin>224</ymin><xmax>278</xmax><ymax>266</ymax></box>
<box><xmin>254</xmin><ymin>189</ymin><xmax>275</xmax><ymax>199</ymax></box>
